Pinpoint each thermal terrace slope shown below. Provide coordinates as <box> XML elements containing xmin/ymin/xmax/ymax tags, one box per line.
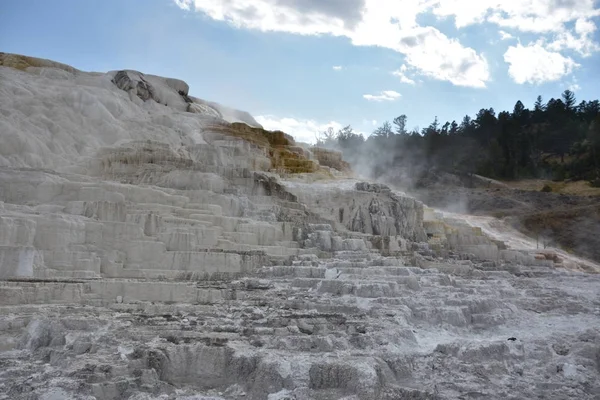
<box><xmin>0</xmin><ymin>53</ymin><xmax>598</xmax><ymax>400</ymax></box>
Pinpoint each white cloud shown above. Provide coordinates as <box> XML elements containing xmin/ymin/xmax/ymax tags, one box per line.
<box><xmin>174</xmin><ymin>0</ymin><xmax>490</xmax><ymax>88</ymax></box>
<box><xmin>332</xmin><ymin>65</ymin><xmax>343</xmax><ymax>71</ymax></box>
<box><xmin>396</xmin><ymin>26</ymin><xmax>489</xmax><ymax>88</ymax></box>
<box><xmin>487</xmin><ymin>1</ymin><xmax>600</xmax><ymax>34</ymax></box>
<box><xmin>172</xmin><ymin>0</ymin><xmax>352</xmax><ymax>36</ymax></box>
<box><xmin>547</xmin><ymin>18</ymin><xmax>599</xmax><ymax>57</ymax></box>
<box><xmin>431</xmin><ymin>0</ymin><xmax>600</xmax><ymax>61</ymax></box>
<box><xmin>567</xmin><ymin>76</ymin><xmax>581</xmax><ymax>92</ymax></box>
<box><xmin>363</xmin><ymin>90</ymin><xmax>401</xmax><ymax>102</ymax></box>
<box><xmin>431</xmin><ymin>0</ymin><xmax>495</xmax><ymax>28</ymax></box>
<box><xmin>432</xmin><ymin>0</ymin><xmax>600</xmax><ymax>34</ymax></box>
<box><xmin>503</xmin><ymin>42</ymin><xmax>579</xmax><ymax>84</ymax></box>
<box><xmin>173</xmin><ymin>0</ymin><xmax>192</xmax><ymax>10</ymax></box>
<box><xmin>392</xmin><ymin>64</ymin><xmax>416</xmax><ymax>84</ymax></box>
<box><xmin>499</xmin><ymin>30</ymin><xmax>513</xmax><ymax>40</ymax></box>
<box><xmin>174</xmin><ymin>0</ymin><xmax>600</xmax><ymax>87</ymax></box>
<box><xmin>255</xmin><ymin>115</ymin><xmax>343</xmax><ymax>144</ymax></box>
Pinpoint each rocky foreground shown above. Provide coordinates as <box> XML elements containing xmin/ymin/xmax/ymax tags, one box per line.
<box><xmin>0</xmin><ymin>53</ymin><xmax>599</xmax><ymax>400</ymax></box>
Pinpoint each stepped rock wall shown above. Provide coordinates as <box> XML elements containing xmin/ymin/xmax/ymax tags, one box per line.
<box><xmin>0</xmin><ymin>53</ymin><xmax>599</xmax><ymax>400</ymax></box>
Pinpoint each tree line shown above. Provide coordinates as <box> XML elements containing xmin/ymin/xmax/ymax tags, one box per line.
<box><xmin>317</xmin><ymin>90</ymin><xmax>600</xmax><ymax>186</ymax></box>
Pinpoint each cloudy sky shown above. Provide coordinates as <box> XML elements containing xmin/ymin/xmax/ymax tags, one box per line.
<box><xmin>2</xmin><ymin>0</ymin><xmax>600</xmax><ymax>142</ymax></box>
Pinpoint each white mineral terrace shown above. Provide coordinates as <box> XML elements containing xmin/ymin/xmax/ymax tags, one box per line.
<box><xmin>0</xmin><ymin>54</ymin><xmax>599</xmax><ymax>400</ymax></box>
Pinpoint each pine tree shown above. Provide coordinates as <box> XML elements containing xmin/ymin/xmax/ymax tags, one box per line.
<box><xmin>392</xmin><ymin>115</ymin><xmax>407</xmax><ymax>135</ymax></box>
<box><xmin>513</xmin><ymin>100</ymin><xmax>525</xmax><ymax>118</ymax></box>
<box><xmin>562</xmin><ymin>90</ymin><xmax>576</xmax><ymax>112</ymax></box>
<box><xmin>534</xmin><ymin>95</ymin><xmax>545</xmax><ymax>112</ymax></box>
<box><xmin>373</xmin><ymin>121</ymin><xmax>393</xmax><ymax>138</ymax></box>
<box><xmin>449</xmin><ymin>120</ymin><xmax>458</xmax><ymax>135</ymax></box>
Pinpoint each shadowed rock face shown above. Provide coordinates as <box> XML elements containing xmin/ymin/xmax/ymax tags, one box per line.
<box><xmin>1</xmin><ymin>54</ymin><xmax>600</xmax><ymax>400</ymax></box>
<box><xmin>253</xmin><ymin>173</ymin><xmax>298</xmax><ymax>202</ymax></box>
<box><xmin>285</xmin><ymin>181</ymin><xmax>426</xmax><ymax>242</ymax></box>
<box><xmin>112</xmin><ymin>70</ymin><xmax>156</xmax><ymax>102</ymax></box>
<box><xmin>355</xmin><ymin>182</ymin><xmax>391</xmax><ymax>193</ymax></box>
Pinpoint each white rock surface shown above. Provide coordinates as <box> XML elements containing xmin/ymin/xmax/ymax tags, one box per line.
<box><xmin>0</xmin><ymin>53</ymin><xmax>599</xmax><ymax>400</ymax></box>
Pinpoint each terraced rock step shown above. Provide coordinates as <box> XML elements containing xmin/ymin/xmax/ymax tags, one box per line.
<box><xmin>1</xmin><ymin>54</ymin><xmax>599</xmax><ymax>400</ymax></box>
<box><xmin>2</xmin><ymin>250</ymin><xmax>600</xmax><ymax>399</ymax></box>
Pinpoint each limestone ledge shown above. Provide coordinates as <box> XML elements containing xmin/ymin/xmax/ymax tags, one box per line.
<box><xmin>0</xmin><ymin>160</ymin><xmax>430</xmax><ymax>285</ymax></box>
<box><xmin>2</xmin><ymin>52</ymin><xmax>600</xmax><ymax>400</ymax></box>
<box><xmin>1</xmin><ymin>252</ymin><xmax>598</xmax><ymax>400</ymax></box>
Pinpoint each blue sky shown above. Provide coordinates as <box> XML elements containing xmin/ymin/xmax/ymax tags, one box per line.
<box><xmin>2</xmin><ymin>0</ymin><xmax>600</xmax><ymax>143</ymax></box>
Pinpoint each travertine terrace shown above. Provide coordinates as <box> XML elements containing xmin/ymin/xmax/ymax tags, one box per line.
<box><xmin>0</xmin><ymin>53</ymin><xmax>599</xmax><ymax>400</ymax></box>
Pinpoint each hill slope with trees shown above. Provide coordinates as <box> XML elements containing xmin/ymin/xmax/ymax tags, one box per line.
<box><xmin>319</xmin><ymin>90</ymin><xmax>600</xmax><ymax>187</ymax></box>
